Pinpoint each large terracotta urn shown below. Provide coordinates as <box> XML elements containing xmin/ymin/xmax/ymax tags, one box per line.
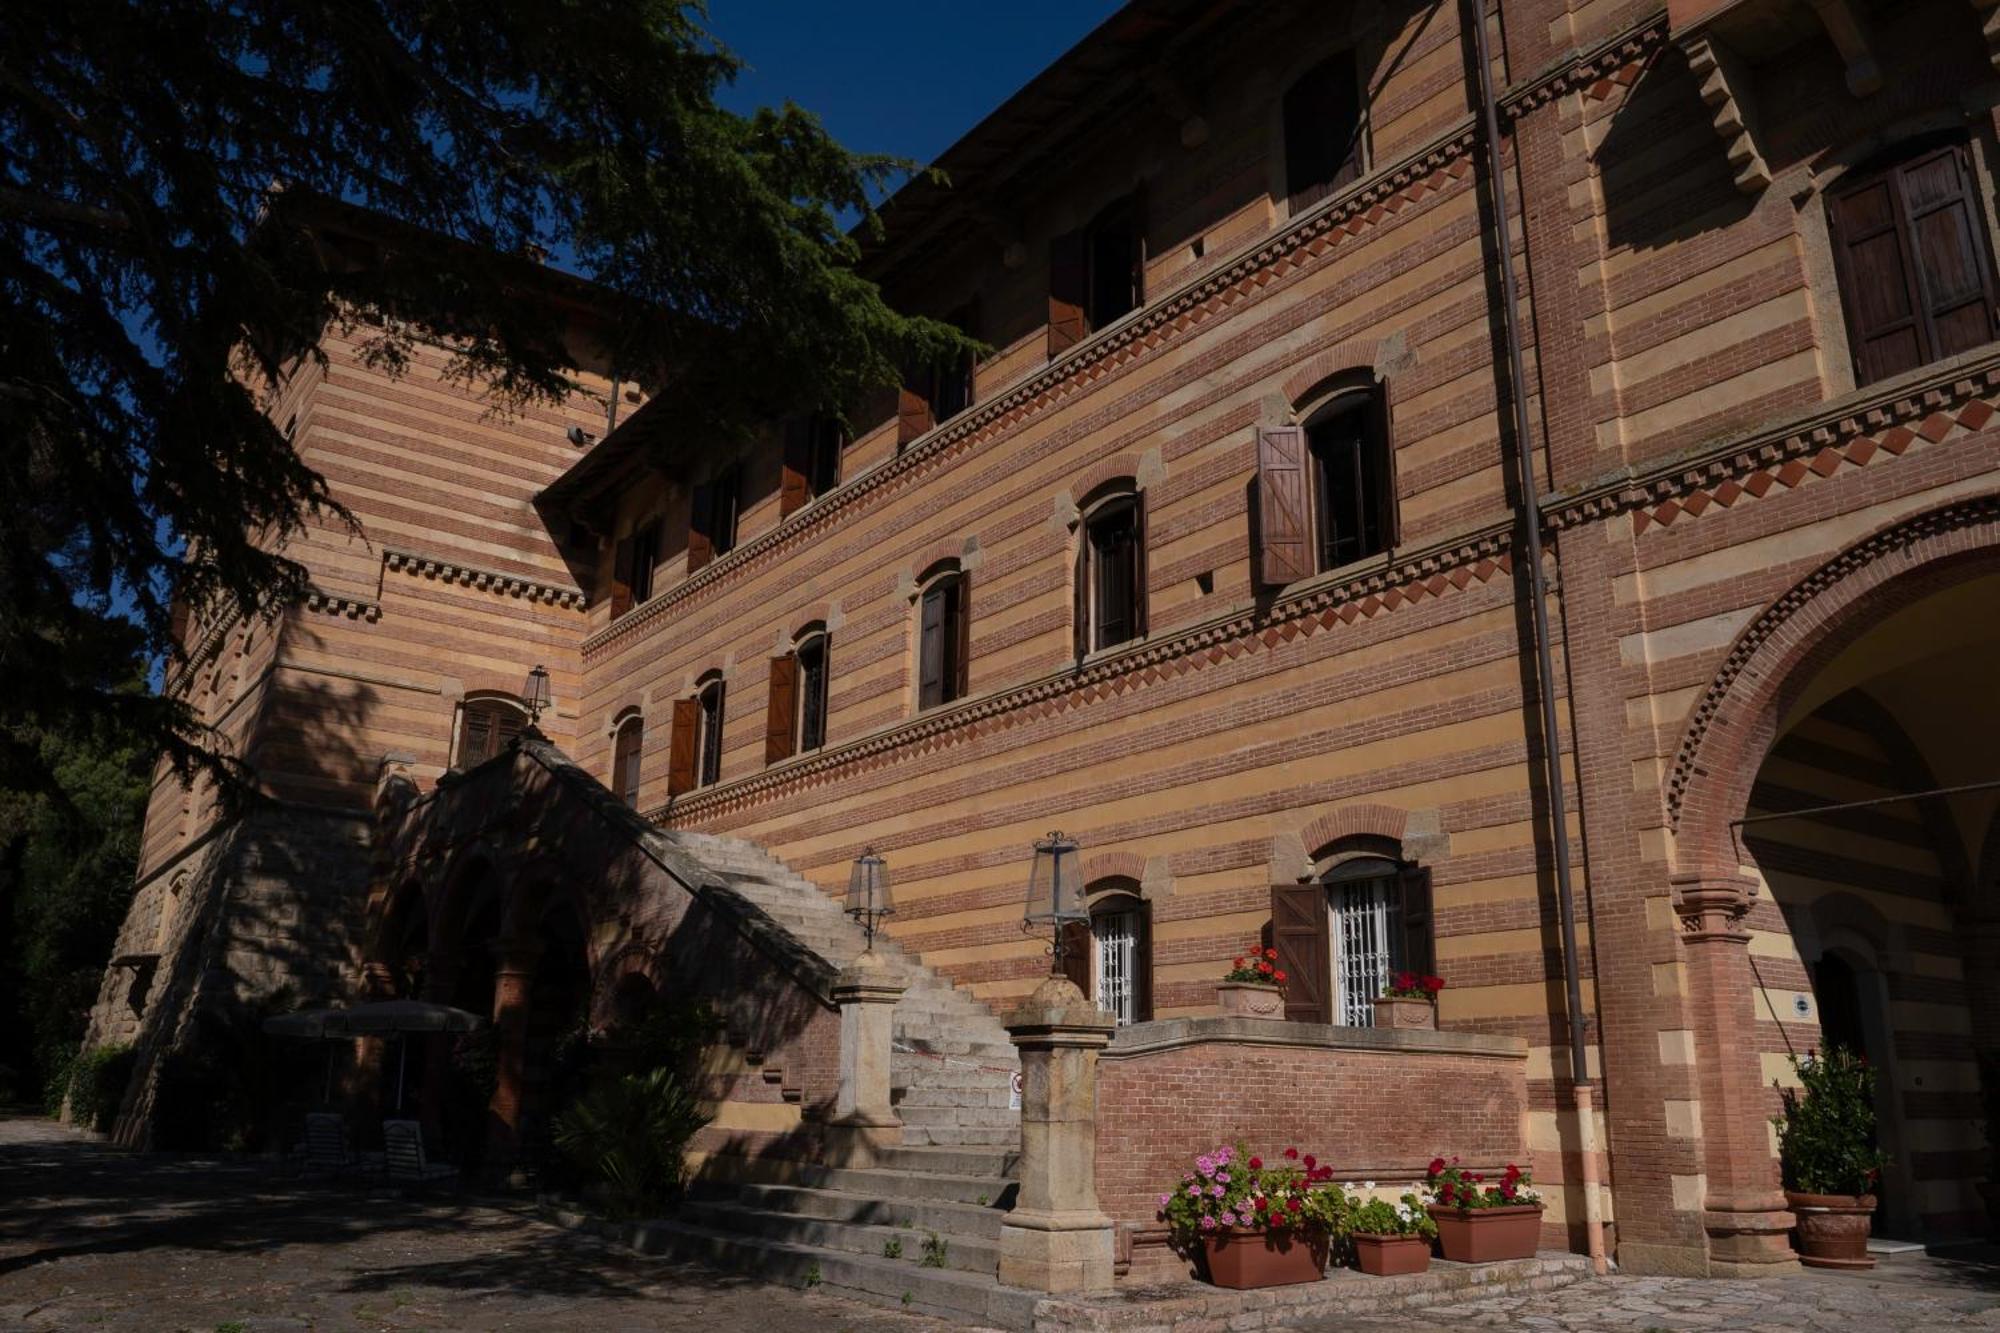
<box><xmin>1785</xmin><ymin>1191</ymin><xmax>1876</xmax><ymax>1269</ymax></box>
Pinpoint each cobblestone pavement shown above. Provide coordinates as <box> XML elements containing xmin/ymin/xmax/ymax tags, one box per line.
<box><xmin>3</xmin><ymin>1114</ymin><xmax>1995</xmax><ymax>1331</ymax></box>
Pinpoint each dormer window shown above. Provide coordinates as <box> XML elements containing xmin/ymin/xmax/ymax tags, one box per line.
<box><xmin>1283</xmin><ymin>51</ymin><xmax>1364</xmax><ymax>215</ymax></box>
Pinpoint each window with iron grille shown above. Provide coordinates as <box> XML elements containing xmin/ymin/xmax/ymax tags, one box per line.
<box><xmin>1328</xmin><ymin>857</ymin><xmax>1402</xmax><ymax>1027</ymax></box>
<box><xmin>1094</xmin><ymin>907</ymin><xmax>1139</xmax><ymax>1026</ymax></box>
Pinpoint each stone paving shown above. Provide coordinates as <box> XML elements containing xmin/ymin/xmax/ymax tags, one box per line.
<box><xmin>1</xmin><ymin>1112</ymin><xmax>1995</xmax><ymax>1331</ymax></box>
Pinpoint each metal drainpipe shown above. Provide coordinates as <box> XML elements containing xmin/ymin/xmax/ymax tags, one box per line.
<box><xmin>1462</xmin><ymin>0</ymin><xmax>1607</xmax><ymax>1275</ymax></box>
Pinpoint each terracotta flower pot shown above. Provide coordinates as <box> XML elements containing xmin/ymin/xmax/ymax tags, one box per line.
<box><xmin>1216</xmin><ymin>982</ymin><xmax>1284</xmax><ymax>1020</ymax></box>
<box><xmin>1198</xmin><ymin>1227</ymin><xmax>1327</xmax><ymax>1288</ymax></box>
<box><xmin>1427</xmin><ymin>1204</ymin><xmax>1543</xmax><ymax>1263</ymax></box>
<box><xmin>1352</xmin><ymin>1232</ymin><xmax>1431</xmax><ymax>1276</ymax></box>
<box><xmin>1785</xmin><ymin>1191</ymin><xmax>1876</xmax><ymax>1269</ymax></box>
<box><xmin>1371</xmin><ymin>995</ymin><xmax>1436</xmax><ymax>1030</ymax></box>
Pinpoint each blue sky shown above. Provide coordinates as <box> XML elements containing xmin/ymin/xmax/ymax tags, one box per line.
<box><xmin>707</xmin><ymin>1</ymin><xmax>1124</xmax><ymax>171</ymax></box>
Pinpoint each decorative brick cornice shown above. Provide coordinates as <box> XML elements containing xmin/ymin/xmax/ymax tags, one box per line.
<box><xmin>1545</xmin><ymin>354</ymin><xmax>2000</xmax><ymax>535</ymax></box>
<box><xmin>1665</xmin><ymin>492</ymin><xmax>2000</xmax><ymax>829</ymax></box>
<box><xmin>1500</xmin><ymin>12</ymin><xmax>1668</xmax><ymax>121</ymax></box>
<box><xmin>653</xmin><ymin>527</ymin><xmax>1515</xmax><ymax>825</ymax></box>
<box><xmin>302</xmin><ymin>589</ymin><xmax>382</xmax><ymax>622</ymax></box>
<box><xmin>383</xmin><ymin>549</ymin><xmax>586</xmax><ymax>610</ymax></box>
<box><xmin>584</xmin><ymin>127</ymin><xmax>1485</xmax><ymax>662</ymax></box>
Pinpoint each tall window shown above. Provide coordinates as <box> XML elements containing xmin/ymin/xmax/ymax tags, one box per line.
<box><xmin>1828</xmin><ymin>140</ymin><xmax>1999</xmax><ymax>386</ymax></box>
<box><xmin>1048</xmin><ymin>191</ymin><xmax>1145</xmax><ymax>357</ymax></box>
<box><xmin>768</xmin><ymin>631</ymin><xmax>831</xmax><ymax>763</ymax></box>
<box><xmin>1254</xmin><ymin>377</ymin><xmax>1396</xmax><ymax>587</ymax></box>
<box><xmin>781</xmin><ymin>415</ymin><xmax>847</xmax><ymax>517</ymax></box>
<box><xmin>611</xmin><ymin>714</ymin><xmax>644</xmax><ymax>807</ymax></box>
<box><xmin>898</xmin><ymin>307</ymin><xmax>978</xmax><ymax>447</ymax></box>
<box><xmin>917</xmin><ymin>568</ymin><xmax>970</xmax><ymax>710</ymax></box>
<box><xmin>696</xmin><ymin>677</ymin><xmax>726</xmax><ymax>787</ymax></box>
<box><xmin>688</xmin><ymin>466</ymin><xmax>741</xmax><ymax>572</ymax></box>
<box><xmin>455</xmin><ymin>697</ymin><xmax>526</xmax><ymax>768</ymax></box>
<box><xmin>1283</xmin><ymin>51</ymin><xmax>1364</xmax><ymax>214</ymax></box>
<box><xmin>610</xmin><ymin>519</ymin><xmax>661</xmax><ymax>617</ymax></box>
<box><xmin>1326</xmin><ymin>856</ymin><xmax>1433</xmax><ymax>1027</ymax></box>
<box><xmin>1075</xmin><ymin>491</ymin><xmax>1145</xmax><ymax>656</ymax></box>
<box><xmin>1059</xmin><ymin>883</ymin><xmax>1152</xmax><ymax>1026</ymax></box>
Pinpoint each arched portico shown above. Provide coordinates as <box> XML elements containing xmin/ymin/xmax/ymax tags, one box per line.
<box><xmin>1668</xmin><ymin>497</ymin><xmax>2000</xmax><ymax>1260</ymax></box>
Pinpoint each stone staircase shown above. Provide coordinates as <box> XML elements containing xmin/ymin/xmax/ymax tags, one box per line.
<box><xmin>630</xmin><ymin>831</ymin><xmax>1034</xmax><ymax>1324</ymax></box>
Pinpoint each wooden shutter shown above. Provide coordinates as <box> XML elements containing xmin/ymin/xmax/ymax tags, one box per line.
<box><xmin>1829</xmin><ymin>172</ymin><xmax>1928</xmax><ymax>386</ymax></box>
<box><xmin>460</xmin><ymin>707</ymin><xmax>494</xmax><ymax>767</ymax></box>
<box><xmin>1398</xmin><ymin>864</ymin><xmax>1435</xmax><ymax>979</ymax></box>
<box><xmin>1061</xmin><ymin>919</ymin><xmax>1092</xmax><ymax>995</ymax></box>
<box><xmin>1135</xmin><ymin>900</ymin><xmax>1154</xmax><ymax>1023</ymax></box>
<box><xmin>1901</xmin><ymin>144</ymin><xmax>2000</xmax><ymax>361</ymax></box>
<box><xmin>1048</xmin><ymin>229</ymin><xmax>1088</xmax><ymax>358</ymax></box>
<box><xmin>667</xmin><ymin>697</ymin><xmax>699</xmax><ymax>797</ymax></box>
<box><xmin>952</xmin><ymin>574</ymin><xmax>971</xmax><ymax>700</ymax></box>
<box><xmin>918</xmin><ymin>583</ymin><xmax>946</xmax><ymax>709</ymax></box>
<box><xmin>765</xmin><ymin>654</ymin><xmax>797</xmax><ymax>765</ymax></box>
<box><xmin>610</xmin><ymin>534</ymin><xmax>635</xmax><ymax>617</ymax></box>
<box><xmin>1131</xmin><ymin>494</ymin><xmax>1149</xmax><ymax>638</ymax></box>
<box><xmin>897</xmin><ymin>362</ymin><xmax>934</xmax><ymax>447</ymax></box>
<box><xmin>780</xmin><ymin>419</ymin><xmax>811</xmax><ymax>518</ymax></box>
<box><xmin>1372</xmin><ymin>378</ymin><xmax>1400</xmax><ymax>548</ymax></box>
<box><xmin>1072</xmin><ymin>526</ymin><xmax>1091</xmax><ymax>659</ymax></box>
<box><xmin>1271</xmin><ymin>882</ymin><xmax>1330</xmax><ymax>1024</ymax></box>
<box><xmin>1256</xmin><ymin>425</ymin><xmax>1313</xmax><ymax>586</ymax></box>
<box><xmin>686</xmin><ymin>483</ymin><xmax>715</xmax><ymax>573</ymax></box>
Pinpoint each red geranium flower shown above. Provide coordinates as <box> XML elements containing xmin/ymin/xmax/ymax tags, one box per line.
<box><xmin>1248</xmin><ymin>1156</ymin><xmax>1262</xmax><ymax>1170</ymax></box>
<box><xmin>1427</xmin><ymin>1157</ymin><xmax>1446</xmax><ymax>1176</ymax></box>
<box><xmin>1256</xmin><ymin>960</ymin><xmax>1273</xmax><ymax>974</ymax></box>
<box><xmin>1285</xmin><ymin>1196</ymin><xmax>1302</xmax><ymax>1212</ymax></box>
<box><xmin>1302</xmin><ymin>1154</ymin><xmax>1315</xmax><ymax>1170</ymax></box>
<box><xmin>1254</xmin><ymin>1196</ymin><xmax>1269</xmax><ymax>1212</ymax></box>
<box><xmin>1265</xmin><ymin>947</ymin><xmax>1278</xmax><ymax>960</ymax></box>
<box><xmin>1273</xmin><ymin>969</ymin><xmax>1288</xmax><ymax>983</ymax></box>
<box><xmin>1283</xmin><ymin>1147</ymin><xmax>1299</xmax><ymax>1160</ymax></box>
<box><xmin>1439</xmin><ymin>1182</ymin><xmax>1455</xmax><ymax>1204</ymax></box>
<box><xmin>1234</xmin><ymin>957</ymin><xmax>1246</xmax><ymax>969</ymax></box>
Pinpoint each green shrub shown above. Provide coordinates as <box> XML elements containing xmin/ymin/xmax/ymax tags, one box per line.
<box><xmin>1774</xmin><ymin>1045</ymin><xmax>1888</xmax><ymax>1196</ymax></box>
<box><xmin>66</xmin><ymin>1042</ymin><xmax>135</xmax><ymax>1132</ymax></box>
<box><xmin>551</xmin><ymin>1066</ymin><xmax>710</xmax><ymax>1219</ymax></box>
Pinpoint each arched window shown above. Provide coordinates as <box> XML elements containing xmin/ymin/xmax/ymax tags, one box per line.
<box><xmin>1828</xmin><ymin>138</ymin><xmax>1999</xmax><ymax>386</ymax></box>
<box><xmin>768</xmin><ymin>627</ymin><xmax>831</xmax><ymax>763</ymax></box>
<box><xmin>669</xmin><ymin>674</ymin><xmax>727</xmax><ymax>795</ymax></box>
<box><xmin>1059</xmin><ymin>878</ymin><xmax>1153</xmax><ymax>1026</ymax></box>
<box><xmin>1269</xmin><ymin>842</ymin><xmax>1433</xmax><ymax>1026</ymax></box>
<box><xmin>1074</xmin><ymin>487</ymin><xmax>1146</xmax><ymax>656</ymax></box>
<box><xmin>1283</xmin><ymin>50</ymin><xmax>1364</xmax><ymax>214</ymax></box>
<box><xmin>916</xmin><ymin>564</ymin><xmax>970</xmax><ymax>710</ymax></box>
<box><xmin>1255</xmin><ymin>374</ymin><xmax>1396</xmax><ymax>586</ymax></box>
<box><xmin>455</xmin><ymin>696</ymin><xmax>527</xmax><ymax>769</ymax></box>
<box><xmin>611</xmin><ymin>712</ymin><xmax>644</xmax><ymax>807</ymax></box>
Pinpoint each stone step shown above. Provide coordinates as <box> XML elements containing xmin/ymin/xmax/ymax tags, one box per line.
<box><xmin>677</xmin><ymin>1199</ymin><xmax>1000</xmax><ymax>1275</ymax></box>
<box><xmin>891</xmin><ymin>1105</ymin><xmax>1022</xmax><ymax>1137</ymax></box>
<box><xmin>620</xmin><ymin>1216</ymin><xmax>1041</xmax><ymax>1326</ymax></box>
<box><xmin>902</xmin><ymin>1123</ymin><xmax>1022</xmax><ymax>1148</ymax></box>
<box><xmin>894</xmin><ymin>1086</ymin><xmax>1015</xmax><ymax>1111</ymax></box>
<box><xmin>795</xmin><ymin>1163</ymin><xmax>1012</xmax><ymax>1205</ymax></box>
<box><xmin>867</xmin><ymin>1143</ymin><xmax>1021</xmax><ymax>1178</ymax></box>
<box><xmin>723</xmin><ymin>1181</ymin><xmax>1013</xmax><ymax>1235</ymax></box>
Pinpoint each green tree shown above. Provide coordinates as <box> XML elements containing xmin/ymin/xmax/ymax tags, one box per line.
<box><xmin>0</xmin><ymin>627</ymin><xmax>152</xmax><ymax>1102</ymax></box>
<box><xmin>1</xmin><ymin>0</ymin><xmax>970</xmax><ymax>798</ymax></box>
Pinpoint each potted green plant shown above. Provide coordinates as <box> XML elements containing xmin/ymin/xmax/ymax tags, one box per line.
<box><xmin>1424</xmin><ymin>1157</ymin><xmax>1543</xmax><ymax>1262</ymax></box>
<box><xmin>1158</xmin><ymin>1144</ymin><xmax>1346</xmax><ymax>1288</ymax></box>
<box><xmin>1216</xmin><ymin>949</ymin><xmax>1287</xmax><ymax>1020</ymax></box>
<box><xmin>1349</xmin><ymin>1191</ymin><xmax>1437</xmax><ymax>1275</ymax></box>
<box><xmin>1981</xmin><ymin>1052</ymin><xmax>1999</xmax><ymax>1236</ymax></box>
<box><xmin>1773</xmin><ymin>1046</ymin><xmax>1887</xmax><ymax>1269</ymax></box>
<box><xmin>1372</xmin><ymin>972</ymin><xmax>1444</xmax><ymax>1030</ymax></box>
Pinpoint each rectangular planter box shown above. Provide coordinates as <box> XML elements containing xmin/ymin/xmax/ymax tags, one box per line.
<box><xmin>1352</xmin><ymin>1233</ymin><xmax>1431</xmax><ymax>1276</ymax></box>
<box><xmin>1199</xmin><ymin>1228</ymin><xmax>1328</xmax><ymax>1288</ymax></box>
<box><xmin>1427</xmin><ymin>1204</ymin><xmax>1543</xmax><ymax>1263</ymax></box>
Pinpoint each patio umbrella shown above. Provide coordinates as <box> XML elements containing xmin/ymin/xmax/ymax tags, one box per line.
<box><xmin>261</xmin><ymin>1008</ymin><xmax>347</xmax><ymax>1039</ymax></box>
<box><xmin>260</xmin><ymin>1002</ymin><xmax>485</xmax><ymax>1110</ymax></box>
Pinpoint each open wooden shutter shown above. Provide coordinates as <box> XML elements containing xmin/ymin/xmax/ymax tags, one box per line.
<box><xmin>610</xmin><ymin>534</ymin><xmax>636</xmax><ymax>617</ymax></box>
<box><xmin>1372</xmin><ymin>378</ymin><xmax>1400</xmax><ymax>548</ymax></box>
<box><xmin>1830</xmin><ymin>170</ymin><xmax>1929</xmax><ymax>386</ymax></box>
<box><xmin>1256</xmin><ymin>425</ymin><xmax>1313</xmax><ymax>587</ymax></box>
<box><xmin>1900</xmin><ymin>144</ymin><xmax>2000</xmax><ymax>362</ymax></box>
<box><xmin>765</xmin><ymin>654</ymin><xmax>797</xmax><ymax>765</ymax></box>
<box><xmin>779</xmin><ymin>419</ymin><xmax>811</xmax><ymax>517</ymax></box>
<box><xmin>1271</xmin><ymin>882</ymin><xmax>1330</xmax><ymax>1024</ymax></box>
<box><xmin>667</xmin><ymin>697</ymin><xmax>699</xmax><ymax>797</ymax></box>
<box><xmin>1072</xmin><ymin>528</ymin><xmax>1091</xmax><ymax>659</ymax></box>
<box><xmin>1131</xmin><ymin>493</ymin><xmax>1149</xmax><ymax>639</ymax></box>
<box><xmin>918</xmin><ymin>583</ymin><xmax>946</xmax><ymax>709</ymax></box>
<box><xmin>952</xmin><ymin>574</ymin><xmax>971</xmax><ymax>700</ymax></box>
<box><xmin>897</xmin><ymin>362</ymin><xmax>934</xmax><ymax>448</ymax></box>
<box><xmin>686</xmin><ymin>483</ymin><xmax>715</xmax><ymax>573</ymax></box>
<box><xmin>1061</xmin><ymin>919</ymin><xmax>1092</xmax><ymax>996</ymax></box>
<box><xmin>1135</xmin><ymin>900</ymin><xmax>1154</xmax><ymax>1022</ymax></box>
<box><xmin>1048</xmin><ymin>229</ymin><xmax>1088</xmax><ymax>358</ymax></box>
<box><xmin>1398</xmin><ymin>863</ymin><xmax>1435</xmax><ymax>979</ymax></box>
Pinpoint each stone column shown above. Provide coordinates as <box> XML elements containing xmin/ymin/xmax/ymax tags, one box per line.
<box><xmin>826</xmin><ymin>951</ymin><xmax>907</xmax><ymax>1167</ymax></box>
<box><xmin>999</xmin><ymin>975</ymin><xmax>1116</xmax><ymax>1295</ymax></box>
<box><xmin>1673</xmin><ymin>871</ymin><xmax>1799</xmax><ymax>1275</ymax></box>
<box><xmin>485</xmin><ymin>942</ymin><xmax>541</xmax><ymax>1168</ymax></box>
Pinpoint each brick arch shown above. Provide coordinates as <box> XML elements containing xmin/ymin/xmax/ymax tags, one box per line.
<box><xmin>1072</xmin><ymin>453</ymin><xmax>1145</xmax><ymax>507</ymax></box>
<box><xmin>1300</xmin><ymin>803</ymin><xmax>1409</xmax><ymax>859</ymax></box>
<box><xmin>1281</xmin><ymin>345</ymin><xmax>1382</xmax><ymax>408</ymax></box>
<box><xmin>1671</xmin><ymin>493</ymin><xmax>2000</xmax><ymax>873</ymax></box>
<box><xmin>908</xmin><ymin>537</ymin><xmax>970</xmax><ymax>589</ymax></box>
<box><xmin>1081</xmin><ymin>851</ymin><xmax>1148</xmax><ymax>887</ymax></box>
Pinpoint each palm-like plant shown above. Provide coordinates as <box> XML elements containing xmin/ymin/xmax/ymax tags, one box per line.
<box><xmin>552</xmin><ymin>1067</ymin><xmax>710</xmax><ymax>1218</ymax></box>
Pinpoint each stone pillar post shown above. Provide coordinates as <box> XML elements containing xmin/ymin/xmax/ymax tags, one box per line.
<box><xmin>1673</xmin><ymin>871</ymin><xmax>1798</xmax><ymax>1275</ymax></box>
<box><xmin>826</xmin><ymin>951</ymin><xmax>907</xmax><ymax>1166</ymax></box>
<box><xmin>999</xmin><ymin>976</ymin><xmax>1116</xmax><ymax>1295</ymax></box>
<box><xmin>485</xmin><ymin>942</ymin><xmax>541</xmax><ymax>1167</ymax></box>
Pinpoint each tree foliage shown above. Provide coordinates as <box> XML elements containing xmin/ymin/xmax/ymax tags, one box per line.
<box><xmin>1</xmin><ymin>0</ymin><xmax>970</xmax><ymax>797</ymax></box>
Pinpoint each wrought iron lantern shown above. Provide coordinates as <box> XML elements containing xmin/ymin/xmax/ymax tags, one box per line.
<box><xmin>521</xmin><ymin>664</ymin><xmax>552</xmax><ymax>725</ymax></box>
<box><xmin>845</xmin><ymin>848</ymin><xmax>894</xmax><ymax>949</ymax></box>
<box><xmin>1023</xmin><ymin>831</ymin><xmax>1086</xmax><ymax>976</ymax></box>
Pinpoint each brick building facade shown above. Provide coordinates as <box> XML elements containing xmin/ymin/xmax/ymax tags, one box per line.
<box><xmin>87</xmin><ymin>0</ymin><xmax>2000</xmax><ymax>1285</ymax></box>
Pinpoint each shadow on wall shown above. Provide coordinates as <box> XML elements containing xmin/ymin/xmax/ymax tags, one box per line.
<box><xmin>1593</xmin><ymin>44</ymin><xmax>1759</xmax><ymax>256</ymax></box>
